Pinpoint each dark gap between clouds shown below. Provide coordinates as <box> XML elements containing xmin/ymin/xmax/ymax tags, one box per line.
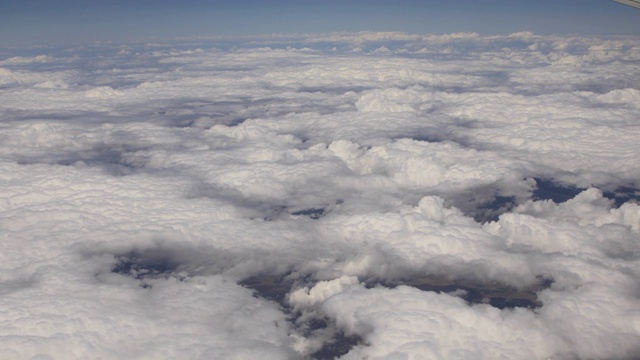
<box><xmin>239</xmin><ymin>274</ymin><xmax>365</xmax><ymax>359</ymax></box>
<box><xmin>534</xmin><ymin>178</ymin><xmax>640</xmax><ymax>207</ymax></box>
<box><xmin>106</xmin><ymin>244</ymin><xmax>552</xmax><ymax>358</ymax></box>
<box><xmin>15</xmin><ymin>143</ymin><xmax>151</xmax><ymax>176</ymax></box>
<box><xmin>189</xmin><ymin>182</ymin><xmax>343</xmax><ymax>221</ymax></box>
<box><xmin>446</xmin><ymin>178</ymin><xmax>639</xmax><ymax>223</ymax></box>
<box><xmin>364</xmin><ymin>276</ymin><xmax>552</xmax><ymax>310</ymax></box>
<box><xmin>107</xmin><ymin>248</ymin><xmax>363</xmax><ymax>359</ymax></box>
<box><xmin>443</xmin><ymin>182</ymin><xmax>519</xmax><ymax>223</ymax></box>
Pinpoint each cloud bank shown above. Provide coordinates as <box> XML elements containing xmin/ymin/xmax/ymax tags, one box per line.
<box><xmin>1</xmin><ymin>32</ymin><xmax>639</xmax><ymax>359</ymax></box>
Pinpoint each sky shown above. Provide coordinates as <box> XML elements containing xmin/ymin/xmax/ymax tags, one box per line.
<box><xmin>1</xmin><ymin>0</ymin><xmax>640</xmax><ymax>46</ymax></box>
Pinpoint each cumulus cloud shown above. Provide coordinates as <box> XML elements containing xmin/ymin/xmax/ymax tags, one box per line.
<box><xmin>0</xmin><ymin>32</ymin><xmax>639</xmax><ymax>359</ymax></box>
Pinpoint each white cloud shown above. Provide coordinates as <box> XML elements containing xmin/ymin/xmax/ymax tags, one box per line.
<box><xmin>319</xmin><ymin>284</ymin><xmax>564</xmax><ymax>360</ymax></box>
<box><xmin>1</xmin><ymin>32</ymin><xmax>639</xmax><ymax>359</ymax></box>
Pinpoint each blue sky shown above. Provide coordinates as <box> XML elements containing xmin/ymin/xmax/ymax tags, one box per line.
<box><xmin>1</xmin><ymin>0</ymin><xmax>639</xmax><ymax>46</ymax></box>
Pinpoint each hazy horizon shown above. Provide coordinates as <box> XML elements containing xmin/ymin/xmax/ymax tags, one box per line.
<box><xmin>1</xmin><ymin>0</ymin><xmax>639</xmax><ymax>47</ymax></box>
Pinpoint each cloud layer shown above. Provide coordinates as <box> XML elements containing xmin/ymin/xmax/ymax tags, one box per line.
<box><xmin>1</xmin><ymin>32</ymin><xmax>639</xmax><ymax>359</ymax></box>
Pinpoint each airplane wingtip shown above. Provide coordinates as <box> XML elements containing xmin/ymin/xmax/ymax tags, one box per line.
<box><xmin>612</xmin><ymin>0</ymin><xmax>640</xmax><ymax>9</ymax></box>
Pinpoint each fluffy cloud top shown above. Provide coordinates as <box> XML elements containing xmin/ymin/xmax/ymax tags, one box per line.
<box><xmin>1</xmin><ymin>32</ymin><xmax>639</xmax><ymax>359</ymax></box>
